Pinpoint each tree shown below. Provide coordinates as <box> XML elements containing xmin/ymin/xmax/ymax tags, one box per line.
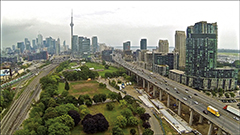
<box><xmin>48</xmin><ymin>98</ymin><xmax>57</xmax><ymax>108</ymax></box>
<box><xmin>37</xmin><ymin>126</ymin><xmax>47</xmax><ymax>135</ymax></box>
<box><xmin>136</xmin><ymin>107</ymin><xmax>146</xmax><ymax>115</ymax></box>
<box><xmin>93</xmin><ymin>94</ymin><xmax>101</xmax><ymax>104</ymax></box>
<box><xmin>78</xmin><ymin>95</ymin><xmax>85</xmax><ymax>105</ymax></box>
<box><xmin>64</xmin><ymin>95</ymin><xmax>78</xmax><ymax>105</ymax></box>
<box><xmin>108</xmin><ymin>92</ymin><xmax>118</xmax><ymax>101</ymax></box>
<box><xmin>102</xmin><ymin>60</ymin><xmax>106</xmax><ymax>65</ymax></box>
<box><xmin>79</xmin><ymin>105</ymin><xmax>90</xmax><ymax>118</ymax></box>
<box><xmin>142</xmin><ymin>128</ymin><xmax>154</xmax><ymax>135</ymax></box>
<box><xmin>119</xmin><ymin>100</ymin><xmax>127</xmax><ymax>108</ymax></box>
<box><xmin>105</xmin><ymin>64</ymin><xmax>110</xmax><ymax>69</ymax></box>
<box><xmin>81</xmin><ymin>113</ymin><xmax>109</xmax><ymax>134</ymax></box>
<box><xmin>140</xmin><ymin>113</ymin><xmax>151</xmax><ymax>121</ymax></box>
<box><xmin>127</xmin><ymin>116</ymin><xmax>139</xmax><ymax>126</ymax></box>
<box><xmin>99</xmin><ymin>94</ymin><xmax>107</xmax><ymax>102</ymax></box>
<box><xmin>219</xmin><ymin>92</ymin><xmax>223</xmax><ymax>98</ymax></box>
<box><xmin>93</xmin><ymin>113</ymin><xmax>109</xmax><ymax>132</ymax></box>
<box><xmin>85</xmin><ymin>99</ymin><xmax>92</xmax><ymax>107</ymax></box>
<box><xmin>112</xmin><ymin>126</ymin><xmax>124</xmax><ymax>135</ymax></box>
<box><xmin>130</xmin><ymin>129</ymin><xmax>136</xmax><ymax>135</ymax></box>
<box><xmin>229</xmin><ymin>92</ymin><xmax>235</xmax><ymax>98</ymax></box>
<box><xmin>142</xmin><ymin>122</ymin><xmax>151</xmax><ymax>129</ymax></box>
<box><xmin>120</xmin><ymin>108</ymin><xmax>133</xmax><ymax>119</ymax></box>
<box><xmin>61</xmin><ymin>90</ymin><xmax>69</xmax><ymax>97</ymax></box>
<box><xmin>14</xmin><ymin>129</ymin><xmax>30</xmax><ymax>135</ymax></box>
<box><xmin>116</xmin><ymin>115</ymin><xmax>127</xmax><ymax>128</ymax></box>
<box><xmin>106</xmin><ymin>102</ymin><xmax>115</xmax><ymax>111</ymax></box>
<box><xmin>65</xmin><ymin>81</ymin><xmax>70</xmax><ymax>90</ymax></box>
<box><xmin>225</xmin><ymin>93</ymin><xmax>230</xmax><ymax>98</ymax></box>
<box><xmin>48</xmin><ymin>122</ymin><xmax>70</xmax><ymax>135</ymax></box>
<box><xmin>68</xmin><ymin>110</ymin><xmax>81</xmax><ymax>126</ymax></box>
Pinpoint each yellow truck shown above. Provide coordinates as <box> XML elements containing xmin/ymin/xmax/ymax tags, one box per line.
<box><xmin>207</xmin><ymin>106</ymin><xmax>220</xmax><ymax>117</ymax></box>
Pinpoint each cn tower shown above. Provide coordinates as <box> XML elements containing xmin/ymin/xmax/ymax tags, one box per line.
<box><xmin>70</xmin><ymin>9</ymin><xmax>74</xmax><ymax>56</ymax></box>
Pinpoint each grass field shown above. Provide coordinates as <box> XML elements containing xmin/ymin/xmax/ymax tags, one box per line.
<box><xmin>69</xmin><ymin>80</ymin><xmax>112</xmax><ymax>98</ymax></box>
<box><xmin>71</xmin><ymin>102</ymin><xmax>139</xmax><ymax>135</ymax></box>
<box><xmin>58</xmin><ymin>82</ymin><xmax>65</xmax><ymax>94</ymax></box>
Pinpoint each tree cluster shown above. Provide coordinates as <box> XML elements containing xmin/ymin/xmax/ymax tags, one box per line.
<box><xmin>0</xmin><ymin>87</ymin><xmax>14</xmax><ymax>113</ymax></box>
<box><xmin>81</xmin><ymin>113</ymin><xmax>109</xmax><ymax>134</ymax></box>
<box><xmin>92</xmin><ymin>94</ymin><xmax>107</xmax><ymax>104</ymax></box>
<box><xmin>56</xmin><ymin>60</ymin><xmax>70</xmax><ymax>73</ymax></box>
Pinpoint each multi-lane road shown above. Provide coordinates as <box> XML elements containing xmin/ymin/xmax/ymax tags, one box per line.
<box><xmin>1</xmin><ymin>64</ymin><xmax>58</xmax><ymax>135</ymax></box>
<box><xmin>113</xmin><ymin>53</ymin><xmax>240</xmax><ymax>135</ymax></box>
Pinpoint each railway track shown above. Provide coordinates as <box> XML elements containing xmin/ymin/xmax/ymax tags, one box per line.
<box><xmin>1</xmin><ymin>64</ymin><xmax>58</xmax><ymax>135</ymax></box>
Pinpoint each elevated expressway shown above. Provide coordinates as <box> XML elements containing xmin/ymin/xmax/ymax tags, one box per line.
<box><xmin>113</xmin><ymin>54</ymin><xmax>240</xmax><ymax>135</ymax></box>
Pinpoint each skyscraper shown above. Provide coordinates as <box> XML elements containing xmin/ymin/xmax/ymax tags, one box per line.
<box><xmin>123</xmin><ymin>41</ymin><xmax>131</xmax><ymax>51</ymax></box>
<box><xmin>185</xmin><ymin>21</ymin><xmax>218</xmax><ymax>77</ymax></box>
<box><xmin>140</xmin><ymin>39</ymin><xmax>147</xmax><ymax>50</ymax></box>
<box><xmin>158</xmin><ymin>40</ymin><xmax>169</xmax><ymax>53</ymax></box>
<box><xmin>92</xmin><ymin>36</ymin><xmax>98</xmax><ymax>53</ymax></box>
<box><xmin>38</xmin><ymin>34</ymin><xmax>43</xmax><ymax>49</ymax></box>
<box><xmin>175</xmin><ymin>31</ymin><xmax>186</xmax><ymax>69</ymax></box>
<box><xmin>17</xmin><ymin>42</ymin><xmax>25</xmax><ymax>54</ymax></box>
<box><xmin>70</xmin><ymin>9</ymin><xmax>74</xmax><ymax>55</ymax></box>
<box><xmin>56</xmin><ymin>38</ymin><xmax>60</xmax><ymax>55</ymax></box>
<box><xmin>72</xmin><ymin>35</ymin><xmax>78</xmax><ymax>55</ymax></box>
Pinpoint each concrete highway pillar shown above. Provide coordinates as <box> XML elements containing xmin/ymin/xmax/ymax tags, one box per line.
<box><xmin>199</xmin><ymin>115</ymin><xmax>203</xmax><ymax>124</ymax></box>
<box><xmin>147</xmin><ymin>82</ymin><xmax>150</xmax><ymax>92</ymax></box>
<box><xmin>143</xmin><ymin>79</ymin><xmax>145</xmax><ymax>88</ymax></box>
<box><xmin>178</xmin><ymin>101</ymin><xmax>181</xmax><ymax>116</ymax></box>
<box><xmin>207</xmin><ymin>122</ymin><xmax>213</xmax><ymax>135</ymax></box>
<box><xmin>189</xmin><ymin>108</ymin><xmax>193</xmax><ymax>126</ymax></box>
<box><xmin>153</xmin><ymin>86</ymin><xmax>156</xmax><ymax>97</ymax></box>
<box><xmin>159</xmin><ymin>89</ymin><xmax>162</xmax><ymax>101</ymax></box>
<box><xmin>217</xmin><ymin>128</ymin><xmax>222</xmax><ymax>135</ymax></box>
<box><xmin>167</xmin><ymin>94</ymin><xmax>170</xmax><ymax>108</ymax></box>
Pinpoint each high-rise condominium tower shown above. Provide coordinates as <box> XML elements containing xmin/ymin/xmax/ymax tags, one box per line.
<box><xmin>175</xmin><ymin>31</ymin><xmax>186</xmax><ymax>69</ymax></box>
<box><xmin>158</xmin><ymin>40</ymin><xmax>169</xmax><ymax>53</ymax></box>
<box><xmin>185</xmin><ymin>21</ymin><xmax>218</xmax><ymax>77</ymax></box>
<box><xmin>140</xmin><ymin>39</ymin><xmax>147</xmax><ymax>50</ymax></box>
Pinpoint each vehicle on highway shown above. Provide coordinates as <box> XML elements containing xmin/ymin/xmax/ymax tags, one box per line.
<box><xmin>185</xmin><ymin>91</ymin><xmax>188</xmax><ymax>93</ymax></box>
<box><xmin>165</xmin><ymin>83</ymin><xmax>168</xmax><ymax>86</ymax></box>
<box><xmin>185</xmin><ymin>89</ymin><xmax>188</xmax><ymax>91</ymax></box>
<box><xmin>194</xmin><ymin>101</ymin><xmax>198</xmax><ymax>105</ymax></box>
<box><xmin>203</xmin><ymin>110</ymin><xmax>208</xmax><ymax>115</ymax></box>
<box><xmin>207</xmin><ymin>106</ymin><xmax>220</xmax><ymax>117</ymax></box>
<box><xmin>194</xmin><ymin>93</ymin><xmax>198</xmax><ymax>96</ymax></box>
<box><xmin>183</xmin><ymin>97</ymin><xmax>187</xmax><ymax>101</ymax></box>
<box><xmin>150</xmin><ymin>72</ymin><xmax>153</xmax><ymax>75</ymax></box>
<box><xmin>233</xmin><ymin>116</ymin><xmax>239</xmax><ymax>121</ymax></box>
<box><xmin>155</xmin><ymin>82</ymin><xmax>157</xmax><ymax>84</ymax></box>
<box><xmin>237</xmin><ymin>103</ymin><xmax>240</xmax><ymax>106</ymax></box>
<box><xmin>166</xmin><ymin>88</ymin><xmax>169</xmax><ymax>90</ymax></box>
<box><xmin>223</xmin><ymin>105</ymin><xmax>240</xmax><ymax>117</ymax></box>
<box><xmin>174</xmin><ymin>87</ymin><xmax>177</xmax><ymax>90</ymax></box>
<box><xmin>188</xmin><ymin>95</ymin><xmax>192</xmax><ymax>98</ymax></box>
<box><xmin>176</xmin><ymin>91</ymin><xmax>180</xmax><ymax>94</ymax></box>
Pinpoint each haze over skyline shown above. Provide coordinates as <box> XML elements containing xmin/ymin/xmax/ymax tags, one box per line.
<box><xmin>1</xmin><ymin>1</ymin><xmax>239</xmax><ymax>50</ymax></box>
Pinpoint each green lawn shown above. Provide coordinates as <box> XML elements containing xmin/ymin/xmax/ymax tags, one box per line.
<box><xmin>71</xmin><ymin>102</ymin><xmax>139</xmax><ymax>135</ymax></box>
<box><xmin>58</xmin><ymin>82</ymin><xmax>65</xmax><ymax>94</ymax></box>
<box><xmin>69</xmin><ymin>80</ymin><xmax>112</xmax><ymax>98</ymax></box>
<box><xmin>85</xmin><ymin>62</ymin><xmax>119</xmax><ymax>78</ymax></box>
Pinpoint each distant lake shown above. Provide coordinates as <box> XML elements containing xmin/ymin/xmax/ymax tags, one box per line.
<box><xmin>112</xmin><ymin>46</ymin><xmax>175</xmax><ymax>52</ymax></box>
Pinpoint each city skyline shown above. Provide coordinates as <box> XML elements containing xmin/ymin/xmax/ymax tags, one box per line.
<box><xmin>2</xmin><ymin>1</ymin><xmax>239</xmax><ymax>50</ymax></box>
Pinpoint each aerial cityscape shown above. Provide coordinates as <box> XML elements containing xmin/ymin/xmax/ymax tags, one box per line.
<box><xmin>1</xmin><ymin>1</ymin><xmax>240</xmax><ymax>135</ymax></box>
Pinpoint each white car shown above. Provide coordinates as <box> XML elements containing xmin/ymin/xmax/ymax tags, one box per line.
<box><xmin>185</xmin><ymin>91</ymin><xmax>188</xmax><ymax>93</ymax></box>
<box><xmin>183</xmin><ymin>97</ymin><xmax>187</xmax><ymax>101</ymax></box>
<box><xmin>233</xmin><ymin>116</ymin><xmax>239</xmax><ymax>121</ymax></box>
<box><xmin>194</xmin><ymin>101</ymin><xmax>198</xmax><ymax>105</ymax></box>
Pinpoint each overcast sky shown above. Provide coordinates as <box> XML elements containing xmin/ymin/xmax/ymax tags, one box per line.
<box><xmin>1</xmin><ymin>1</ymin><xmax>239</xmax><ymax>50</ymax></box>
